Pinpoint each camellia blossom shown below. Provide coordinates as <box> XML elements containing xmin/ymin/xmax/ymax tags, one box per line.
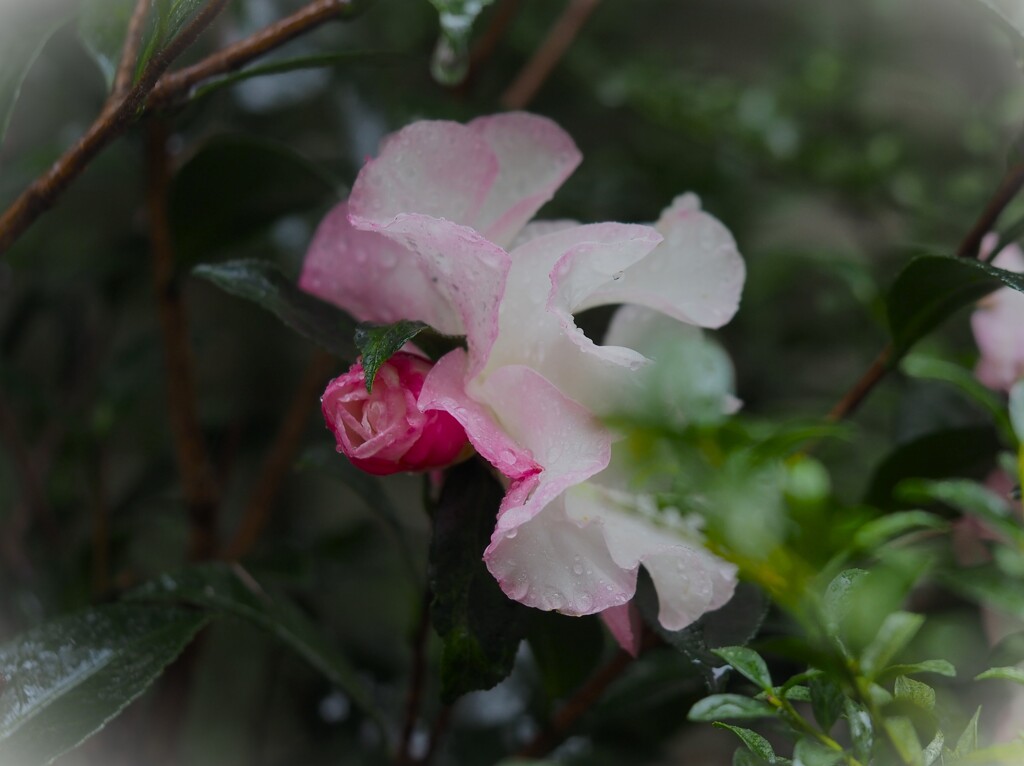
<box><xmin>972</xmin><ymin>236</ymin><xmax>1024</xmax><ymax>392</ymax></box>
<box><xmin>321</xmin><ymin>352</ymin><xmax>469</xmax><ymax>476</ymax></box>
<box><xmin>302</xmin><ymin>112</ymin><xmax>745</xmax><ymax>633</ymax></box>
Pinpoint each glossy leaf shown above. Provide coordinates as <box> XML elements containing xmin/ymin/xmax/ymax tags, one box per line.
<box><xmin>808</xmin><ymin>675</ymin><xmax>843</xmax><ymax>731</ymax></box>
<box><xmin>884</xmin><ymin>716</ymin><xmax>924</xmax><ymax>766</ymax></box>
<box><xmin>851</xmin><ymin>511</ymin><xmax>947</xmax><ymax>551</ymax></box>
<box><xmin>894</xmin><ymin>675</ymin><xmax>935</xmax><ymax>711</ymax></box>
<box><xmin>887</xmin><ymin>255</ymin><xmax>1024</xmax><ymax>354</ymax></box>
<box><xmin>127</xmin><ymin>563</ymin><xmax>386</xmax><ymax>729</ymax></box>
<box><xmin>864</xmin><ymin>427</ymin><xmax>1002</xmax><ymax>509</ymax></box>
<box><xmin>430</xmin><ymin>460</ymin><xmax>531</xmax><ymax>702</ymax></box>
<box><xmin>194</xmin><ymin>259</ymin><xmax>357</xmax><ymax>359</ymax></box>
<box><xmin>922</xmin><ymin>730</ymin><xmax>944</xmax><ymax>766</ymax></box>
<box><xmin>792</xmin><ymin>739</ymin><xmax>842</xmax><ymax>766</ymax></box>
<box><xmin>687</xmin><ymin>694</ymin><xmax>777</xmax><ymax>721</ymax></box>
<box><xmin>954</xmin><ymin>707</ymin><xmax>981</xmax><ymax>757</ymax></box>
<box><xmin>714</xmin><ymin>723</ymin><xmax>776</xmax><ymax>762</ymax></box>
<box><xmin>900</xmin><ymin>354</ymin><xmax>1018</xmax><ymax>445</ymax></box>
<box><xmin>712</xmin><ymin>646</ymin><xmax>773</xmax><ymax>691</ymax></box>
<box><xmin>171</xmin><ymin>136</ymin><xmax>338</xmax><ymax>262</ymax></box>
<box><xmin>0</xmin><ymin>604</ymin><xmax>208</xmax><ymax>766</ymax></box>
<box><xmin>975</xmin><ymin>666</ymin><xmax>1024</xmax><ymax>684</ymax></box>
<box><xmin>78</xmin><ymin>0</ymin><xmax>138</xmax><ymax>90</ymax></box>
<box><xmin>844</xmin><ymin>699</ymin><xmax>874</xmax><ymax>764</ymax></box>
<box><xmin>822</xmin><ymin>568</ymin><xmax>868</xmax><ymax>635</ymax></box>
<box><xmin>0</xmin><ymin>5</ymin><xmax>69</xmax><ymax>144</ymax></box>
<box><xmin>860</xmin><ymin>611</ymin><xmax>924</xmax><ymax>679</ymax></box>
<box><xmin>879</xmin><ymin>659</ymin><xmax>956</xmax><ymax>681</ymax></box>
<box><xmin>355</xmin><ymin>320</ymin><xmax>429</xmax><ymax>391</ymax></box>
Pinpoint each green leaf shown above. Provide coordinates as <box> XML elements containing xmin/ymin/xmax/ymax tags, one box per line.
<box><xmin>171</xmin><ymin>136</ymin><xmax>338</xmax><ymax>262</ymax></box>
<box><xmin>190</xmin><ymin>51</ymin><xmax>400</xmax><ymax>102</ymax></box>
<box><xmin>78</xmin><ymin>0</ymin><xmax>138</xmax><ymax>90</ymax></box>
<box><xmin>808</xmin><ymin>675</ymin><xmax>844</xmax><ymax>731</ymax></box>
<box><xmin>879</xmin><ymin>659</ymin><xmax>956</xmax><ymax>680</ymax></box>
<box><xmin>430</xmin><ymin>460</ymin><xmax>531</xmax><ymax>702</ymax></box>
<box><xmin>687</xmin><ymin>694</ymin><xmax>777</xmax><ymax>721</ymax></box>
<box><xmin>844</xmin><ymin>699</ymin><xmax>874</xmax><ymax>764</ymax></box>
<box><xmin>901</xmin><ymin>354</ymin><xmax>1018</xmax><ymax>446</ymax></box>
<box><xmin>0</xmin><ymin>5</ymin><xmax>70</xmax><ymax>145</ymax></box>
<box><xmin>951</xmin><ymin>742</ymin><xmax>1024</xmax><ymax>764</ymax></box>
<box><xmin>193</xmin><ymin>259</ymin><xmax>357</xmax><ymax>359</ymax></box>
<box><xmin>894</xmin><ymin>675</ymin><xmax>935</xmax><ymax>711</ymax></box>
<box><xmin>860</xmin><ymin>611</ymin><xmax>925</xmax><ymax>679</ymax></box>
<box><xmin>954</xmin><ymin>707</ymin><xmax>981</xmax><ymax>757</ymax></box>
<box><xmin>851</xmin><ymin>511</ymin><xmax>947</xmax><ymax>551</ymax></box>
<box><xmin>823</xmin><ymin>568</ymin><xmax>868</xmax><ymax>635</ymax></box>
<box><xmin>733</xmin><ymin>751</ymin><xmax>774</xmax><ymax>766</ymax></box>
<box><xmin>354</xmin><ymin>320</ymin><xmax>429</xmax><ymax>391</ymax></box>
<box><xmin>713</xmin><ymin>723</ymin><xmax>776</xmax><ymax>762</ymax></box>
<box><xmin>922</xmin><ymin>730</ymin><xmax>944</xmax><ymax>766</ymax></box>
<box><xmin>793</xmin><ymin>739</ymin><xmax>842</xmax><ymax>766</ymax></box>
<box><xmin>427</xmin><ymin>0</ymin><xmax>496</xmax><ymax>84</ymax></box>
<box><xmin>864</xmin><ymin>427</ymin><xmax>1002</xmax><ymax>509</ymax></box>
<box><xmin>943</xmin><ymin>564</ymin><xmax>1024</xmax><ymax>618</ymax></box>
<box><xmin>0</xmin><ymin>603</ymin><xmax>208</xmax><ymax>766</ymax></box>
<box><xmin>898</xmin><ymin>479</ymin><xmax>1024</xmax><ymax>546</ymax></box>
<box><xmin>975</xmin><ymin>0</ymin><xmax>1024</xmax><ymax>40</ymax></box>
<box><xmin>887</xmin><ymin>255</ymin><xmax>1024</xmax><ymax>354</ymax></box>
<box><xmin>712</xmin><ymin>647</ymin><xmax>773</xmax><ymax>691</ymax></box>
<box><xmin>975</xmin><ymin>666</ymin><xmax>1024</xmax><ymax>684</ymax></box>
<box><xmin>126</xmin><ymin>562</ymin><xmax>386</xmax><ymax>729</ymax></box>
<box><xmin>884</xmin><ymin>716</ymin><xmax>925</xmax><ymax>766</ymax></box>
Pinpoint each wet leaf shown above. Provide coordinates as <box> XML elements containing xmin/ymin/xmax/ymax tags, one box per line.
<box><xmin>0</xmin><ymin>604</ymin><xmax>208</xmax><ymax>766</ymax></box>
<box><xmin>355</xmin><ymin>320</ymin><xmax>429</xmax><ymax>391</ymax></box>
<box><xmin>688</xmin><ymin>694</ymin><xmax>776</xmax><ymax>721</ymax></box>
<box><xmin>714</xmin><ymin>723</ymin><xmax>777</xmax><ymax>762</ymax></box>
<box><xmin>194</xmin><ymin>259</ymin><xmax>357</xmax><ymax>359</ymax></box>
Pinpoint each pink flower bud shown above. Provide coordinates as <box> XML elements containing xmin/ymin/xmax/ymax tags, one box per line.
<box><xmin>321</xmin><ymin>352</ymin><xmax>470</xmax><ymax>476</ymax></box>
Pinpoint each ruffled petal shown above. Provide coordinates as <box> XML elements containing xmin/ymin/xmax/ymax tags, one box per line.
<box><xmin>562</xmin><ymin>482</ymin><xmax>737</xmax><ymax>631</ymax></box>
<box><xmin>577</xmin><ymin>194</ymin><xmax>746</xmax><ymax>329</ymax></box>
<box><xmin>419</xmin><ymin>349</ymin><xmax>539</xmax><ymax>480</ymax></box>
<box><xmin>486</xmin><ymin>223</ymin><xmax>664</xmax><ymax>414</ymax></box>
<box><xmin>348</xmin><ymin>121</ymin><xmax>498</xmax><ymax>227</ymax></box>
<box><xmin>485</xmin><ymin>496</ymin><xmax>637</xmax><ymax>616</ymax></box>
<box><xmin>479</xmin><ymin>364</ymin><xmax>612</xmax><ymax>529</ymax></box>
<box><xmin>468</xmin><ymin>113</ymin><xmax>581</xmax><ymax>248</ymax></box>
<box><xmin>299</xmin><ymin>202</ymin><xmax>460</xmax><ymax>332</ymax></box>
<box><xmin>352</xmin><ymin>213</ymin><xmax>511</xmax><ymax>373</ymax></box>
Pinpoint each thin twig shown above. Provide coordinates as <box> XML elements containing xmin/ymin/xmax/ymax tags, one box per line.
<box><xmin>500</xmin><ymin>0</ymin><xmax>600</xmax><ymax>110</ymax></box>
<box><xmin>148</xmin><ymin>0</ymin><xmax>358</xmax><ymax>109</ymax></box>
<box><xmin>222</xmin><ymin>349</ymin><xmax>337</xmax><ymax>560</ymax></box>
<box><xmin>419</xmin><ymin>704</ymin><xmax>452</xmax><ymax>766</ymax></box>
<box><xmin>0</xmin><ymin>0</ymin><xmax>357</xmax><ymax>256</ymax></box>
<box><xmin>146</xmin><ymin>119</ymin><xmax>220</xmax><ymax>561</ymax></box>
<box><xmin>111</xmin><ymin>0</ymin><xmax>152</xmax><ymax>100</ymax></box>
<box><xmin>517</xmin><ymin>648</ymin><xmax>636</xmax><ymax>758</ymax></box>
<box><xmin>956</xmin><ymin>161</ymin><xmax>1024</xmax><ymax>259</ymax></box>
<box><xmin>397</xmin><ymin>591</ymin><xmax>434</xmax><ymax>765</ymax></box>
<box><xmin>453</xmin><ymin>0</ymin><xmax>522</xmax><ymax>94</ymax></box>
<box><xmin>826</xmin><ymin>162</ymin><xmax>1024</xmax><ymax>421</ymax></box>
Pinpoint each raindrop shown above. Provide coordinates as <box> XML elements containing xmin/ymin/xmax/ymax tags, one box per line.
<box><xmin>572</xmin><ymin>563</ymin><xmax>584</xmax><ymax>575</ymax></box>
<box><xmin>430</xmin><ymin>36</ymin><xmax>469</xmax><ymax>86</ymax></box>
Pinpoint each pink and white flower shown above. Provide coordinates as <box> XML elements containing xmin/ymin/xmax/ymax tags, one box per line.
<box><xmin>321</xmin><ymin>352</ymin><xmax>470</xmax><ymax>476</ymax></box>
<box><xmin>302</xmin><ymin>113</ymin><xmax>745</xmax><ymax>633</ymax></box>
<box><xmin>972</xmin><ymin>237</ymin><xmax>1024</xmax><ymax>392</ymax></box>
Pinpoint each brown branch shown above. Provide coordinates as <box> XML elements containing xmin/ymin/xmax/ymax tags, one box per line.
<box><xmin>956</xmin><ymin>161</ymin><xmax>1024</xmax><ymax>259</ymax></box>
<box><xmin>222</xmin><ymin>349</ymin><xmax>336</xmax><ymax>560</ymax></box>
<box><xmin>146</xmin><ymin>119</ymin><xmax>220</xmax><ymax>561</ymax></box>
<box><xmin>0</xmin><ymin>0</ymin><xmax>229</xmax><ymax>255</ymax></box>
<box><xmin>148</xmin><ymin>0</ymin><xmax>358</xmax><ymax>109</ymax></box>
<box><xmin>517</xmin><ymin>647</ymin><xmax>637</xmax><ymax>759</ymax></box>
<box><xmin>827</xmin><ymin>162</ymin><xmax>1024</xmax><ymax>421</ymax></box>
<box><xmin>0</xmin><ymin>0</ymin><xmax>359</xmax><ymax>257</ymax></box>
<box><xmin>500</xmin><ymin>0</ymin><xmax>600</xmax><ymax>110</ymax></box>
<box><xmin>397</xmin><ymin>590</ymin><xmax>434</xmax><ymax>765</ymax></box>
<box><xmin>111</xmin><ymin>0</ymin><xmax>152</xmax><ymax>100</ymax></box>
